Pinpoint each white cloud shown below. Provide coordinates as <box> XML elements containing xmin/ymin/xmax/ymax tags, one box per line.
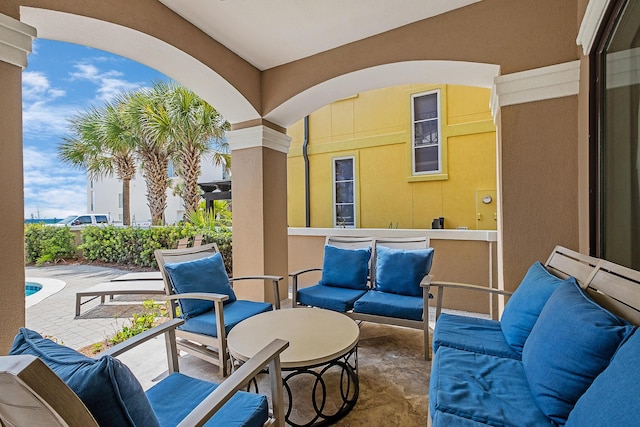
<box><xmin>70</xmin><ymin>63</ymin><xmax>143</xmax><ymax>102</ymax></box>
<box><xmin>23</xmin><ymin>71</ymin><xmax>66</xmax><ymax>101</ymax></box>
<box><xmin>23</xmin><ymin>146</ymin><xmax>87</xmax><ymax>219</ymax></box>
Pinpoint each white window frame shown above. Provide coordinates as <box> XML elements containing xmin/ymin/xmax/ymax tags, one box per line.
<box><xmin>411</xmin><ymin>90</ymin><xmax>442</xmax><ymax>175</ymax></box>
<box><xmin>332</xmin><ymin>156</ymin><xmax>356</xmax><ymax>228</ymax></box>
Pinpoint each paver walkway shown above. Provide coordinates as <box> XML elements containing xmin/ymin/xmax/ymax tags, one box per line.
<box><xmin>26</xmin><ymin>264</ymin><xmax>164</xmax><ymax>349</ymax></box>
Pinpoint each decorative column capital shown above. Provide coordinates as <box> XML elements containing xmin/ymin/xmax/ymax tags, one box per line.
<box><xmin>227</xmin><ymin>125</ymin><xmax>291</xmax><ymax>154</ymax></box>
<box><xmin>0</xmin><ymin>13</ymin><xmax>36</xmax><ymax>69</ymax></box>
<box><xmin>491</xmin><ymin>60</ymin><xmax>580</xmax><ymax>120</ymax></box>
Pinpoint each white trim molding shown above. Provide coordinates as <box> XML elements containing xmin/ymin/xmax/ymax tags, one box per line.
<box><xmin>577</xmin><ymin>0</ymin><xmax>611</xmax><ymax>56</ymax></box>
<box><xmin>227</xmin><ymin>125</ymin><xmax>291</xmax><ymax>154</ymax></box>
<box><xmin>0</xmin><ymin>13</ymin><xmax>36</xmax><ymax>68</ymax></box>
<box><xmin>491</xmin><ymin>61</ymin><xmax>580</xmax><ymax>118</ymax></box>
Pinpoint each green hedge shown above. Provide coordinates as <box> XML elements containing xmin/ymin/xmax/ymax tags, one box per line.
<box><xmin>25</xmin><ymin>224</ymin><xmax>233</xmax><ymax>273</ymax></box>
<box><xmin>24</xmin><ymin>224</ymin><xmax>77</xmax><ymax>265</ymax></box>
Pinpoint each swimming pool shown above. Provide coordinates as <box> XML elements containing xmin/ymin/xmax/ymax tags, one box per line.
<box><xmin>25</xmin><ymin>277</ymin><xmax>66</xmax><ymax>308</ymax></box>
<box><xmin>25</xmin><ymin>281</ymin><xmax>43</xmax><ymax>296</ymax></box>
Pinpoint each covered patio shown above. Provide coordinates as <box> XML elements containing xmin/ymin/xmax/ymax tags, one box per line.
<box><xmin>0</xmin><ymin>0</ymin><xmax>597</xmax><ymax>352</ymax></box>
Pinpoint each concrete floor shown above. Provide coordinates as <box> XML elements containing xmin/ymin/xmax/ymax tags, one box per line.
<box><xmin>24</xmin><ymin>264</ymin><xmax>431</xmax><ymax>426</ymax></box>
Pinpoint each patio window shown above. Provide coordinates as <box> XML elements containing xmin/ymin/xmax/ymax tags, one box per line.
<box><xmin>333</xmin><ymin>157</ymin><xmax>355</xmax><ymax>228</ymax></box>
<box><xmin>593</xmin><ymin>0</ymin><xmax>640</xmax><ymax>269</ymax></box>
<box><xmin>412</xmin><ymin>91</ymin><xmax>441</xmax><ymax>174</ymax></box>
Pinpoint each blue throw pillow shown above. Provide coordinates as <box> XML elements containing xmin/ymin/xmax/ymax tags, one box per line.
<box><xmin>9</xmin><ymin>328</ymin><xmax>160</xmax><ymax>427</ymax></box>
<box><xmin>374</xmin><ymin>245</ymin><xmax>434</xmax><ymax>297</ymax></box>
<box><xmin>565</xmin><ymin>330</ymin><xmax>640</xmax><ymax>426</ymax></box>
<box><xmin>320</xmin><ymin>245</ymin><xmax>371</xmax><ymax>290</ymax></box>
<box><xmin>522</xmin><ymin>279</ymin><xmax>635</xmax><ymax>425</ymax></box>
<box><xmin>500</xmin><ymin>261</ymin><xmax>569</xmax><ymax>354</ymax></box>
<box><xmin>164</xmin><ymin>252</ymin><xmax>236</xmax><ymax>319</ymax></box>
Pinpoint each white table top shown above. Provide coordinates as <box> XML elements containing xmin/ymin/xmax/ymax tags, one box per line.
<box><xmin>227</xmin><ymin>308</ymin><xmax>360</xmax><ymax>368</ymax></box>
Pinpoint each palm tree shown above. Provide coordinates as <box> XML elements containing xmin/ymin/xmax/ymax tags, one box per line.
<box><xmin>144</xmin><ymin>81</ymin><xmax>230</xmax><ymax>214</ymax></box>
<box><xmin>59</xmin><ymin>98</ymin><xmax>137</xmax><ymax>225</ymax></box>
<box><xmin>124</xmin><ymin>87</ymin><xmax>172</xmax><ymax>226</ymax></box>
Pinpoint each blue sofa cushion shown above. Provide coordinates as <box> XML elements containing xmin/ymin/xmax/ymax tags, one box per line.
<box><xmin>431</xmin><ymin>411</ymin><xmax>496</xmax><ymax>426</ymax></box>
<box><xmin>522</xmin><ymin>279</ymin><xmax>635</xmax><ymax>425</ymax></box>
<box><xmin>433</xmin><ymin>313</ymin><xmax>520</xmax><ymax>360</ymax></box>
<box><xmin>430</xmin><ymin>346</ymin><xmax>551</xmax><ymax>426</ymax></box>
<box><xmin>353</xmin><ymin>289</ymin><xmax>423</xmax><ymax>321</ymax></box>
<box><xmin>374</xmin><ymin>245</ymin><xmax>434</xmax><ymax>297</ymax></box>
<box><xmin>500</xmin><ymin>261</ymin><xmax>568</xmax><ymax>354</ymax></box>
<box><xmin>320</xmin><ymin>245</ymin><xmax>371</xmax><ymax>290</ymax></box>
<box><xmin>297</xmin><ymin>284</ymin><xmax>368</xmax><ymax>312</ymax></box>
<box><xmin>146</xmin><ymin>372</ymin><xmax>268</xmax><ymax>427</ymax></box>
<box><xmin>565</xmin><ymin>330</ymin><xmax>640</xmax><ymax>427</ymax></box>
<box><xmin>164</xmin><ymin>252</ymin><xmax>236</xmax><ymax>319</ymax></box>
<box><xmin>9</xmin><ymin>328</ymin><xmax>160</xmax><ymax>427</ymax></box>
<box><xmin>180</xmin><ymin>300</ymin><xmax>273</xmax><ymax>338</ymax></box>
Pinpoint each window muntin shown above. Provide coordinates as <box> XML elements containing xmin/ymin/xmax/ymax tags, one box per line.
<box><xmin>333</xmin><ymin>157</ymin><xmax>355</xmax><ymax>228</ymax></box>
<box><xmin>412</xmin><ymin>91</ymin><xmax>441</xmax><ymax>174</ymax></box>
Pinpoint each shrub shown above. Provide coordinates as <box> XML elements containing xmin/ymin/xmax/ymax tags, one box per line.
<box><xmin>79</xmin><ymin>225</ymin><xmax>233</xmax><ymax>272</ymax></box>
<box><xmin>24</xmin><ymin>224</ymin><xmax>77</xmax><ymax>265</ymax></box>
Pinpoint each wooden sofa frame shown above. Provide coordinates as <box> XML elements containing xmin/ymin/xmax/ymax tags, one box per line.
<box><xmin>429</xmin><ymin>245</ymin><xmax>601</xmax><ymax>322</ymax></box>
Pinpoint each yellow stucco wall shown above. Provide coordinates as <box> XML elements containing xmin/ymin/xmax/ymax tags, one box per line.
<box><xmin>287</xmin><ymin>84</ymin><xmax>497</xmax><ymax>230</ymax></box>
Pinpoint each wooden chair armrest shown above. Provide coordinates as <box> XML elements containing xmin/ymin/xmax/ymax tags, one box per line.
<box><xmin>177</xmin><ymin>338</ymin><xmax>290</xmax><ymax>427</ymax></box>
<box><xmin>166</xmin><ymin>292</ymin><xmax>230</xmax><ymax>303</ymax></box>
<box><xmin>429</xmin><ymin>281</ymin><xmax>512</xmax><ymax>321</ymax></box>
<box><xmin>229</xmin><ymin>276</ymin><xmax>283</xmax><ymax>310</ymax></box>
<box><xmin>419</xmin><ymin>275</ymin><xmax>433</xmax><ymax>288</ymax></box>
<box><xmin>99</xmin><ymin>318</ymin><xmax>185</xmax><ymax>358</ymax></box>
<box><xmin>289</xmin><ymin>268</ymin><xmax>322</xmax><ymax>308</ymax></box>
<box><xmin>430</xmin><ymin>281</ymin><xmax>513</xmax><ymax>296</ymax></box>
<box><xmin>288</xmin><ymin>267</ymin><xmax>322</xmax><ymax>278</ymax></box>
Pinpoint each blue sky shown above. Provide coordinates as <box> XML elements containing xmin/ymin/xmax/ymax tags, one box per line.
<box><xmin>23</xmin><ymin>39</ymin><xmax>167</xmax><ymax>220</ymax></box>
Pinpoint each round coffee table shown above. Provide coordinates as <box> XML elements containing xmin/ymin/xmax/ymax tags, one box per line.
<box><xmin>227</xmin><ymin>308</ymin><xmax>360</xmax><ymax>427</ymax></box>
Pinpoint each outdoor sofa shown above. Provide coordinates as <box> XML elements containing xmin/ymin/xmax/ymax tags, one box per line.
<box><xmin>428</xmin><ymin>246</ymin><xmax>640</xmax><ymax>426</ymax></box>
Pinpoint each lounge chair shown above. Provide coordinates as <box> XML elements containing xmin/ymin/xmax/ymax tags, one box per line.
<box><xmin>75</xmin><ymin>279</ymin><xmax>166</xmax><ymax>317</ymax></box>
<box><xmin>2</xmin><ymin>321</ymin><xmax>288</xmax><ymax>427</ymax></box>
<box><xmin>155</xmin><ymin>243</ymin><xmax>284</xmax><ymax>377</ymax></box>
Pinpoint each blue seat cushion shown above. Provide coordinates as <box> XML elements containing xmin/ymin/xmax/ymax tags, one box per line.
<box><xmin>565</xmin><ymin>330</ymin><xmax>640</xmax><ymax>427</ymax></box>
<box><xmin>320</xmin><ymin>245</ymin><xmax>371</xmax><ymax>290</ymax></box>
<box><xmin>146</xmin><ymin>372</ymin><xmax>268</xmax><ymax>427</ymax></box>
<box><xmin>432</xmin><ymin>410</ymin><xmax>499</xmax><ymax>426</ymax></box>
<box><xmin>180</xmin><ymin>300</ymin><xmax>273</xmax><ymax>337</ymax></box>
<box><xmin>500</xmin><ymin>261</ymin><xmax>569</xmax><ymax>354</ymax></box>
<box><xmin>9</xmin><ymin>328</ymin><xmax>160</xmax><ymax>427</ymax></box>
<box><xmin>353</xmin><ymin>290</ymin><xmax>423</xmax><ymax>321</ymax></box>
<box><xmin>297</xmin><ymin>284</ymin><xmax>368</xmax><ymax>312</ymax></box>
<box><xmin>522</xmin><ymin>279</ymin><xmax>636</xmax><ymax>425</ymax></box>
<box><xmin>164</xmin><ymin>252</ymin><xmax>236</xmax><ymax>319</ymax></box>
<box><xmin>430</xmin><ymin>346</ymin><xmax>551</xmax><ymax>426</ymax></box>
<box><xmin>433</xmin><ymin>313</ymin><xmax>520</xmax><ymax>360</ymax></box>
<box><xmin>374</xmin><ymin>245</ymin><xmax>434</xmax><ymax>297</ymax></box>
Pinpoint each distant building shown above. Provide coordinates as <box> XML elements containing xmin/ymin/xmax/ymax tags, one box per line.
<box><xmin>287</xmin><ymin>84</ymin><xmax>497</xmax><ymax>230</ymax></box>
<box><xmin>89</xmin><ymin>158</ymin><xmax>227</xmax><ymax>225</ymax></box>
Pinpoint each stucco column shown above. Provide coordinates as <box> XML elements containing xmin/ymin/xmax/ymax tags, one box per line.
<box><xmin>0</xmin><ymin>13</ymin><xmax>36</xmax><ymax>352</ymax></box>
<box><xmin>227</xmin><ymin>125</ymin><xmax>290</xmax><ymax>304</ymax></box>
<box><xmin>492</xmin><ymin>61</ymin><xmax>581</xmax><ymax>305</ymax></box>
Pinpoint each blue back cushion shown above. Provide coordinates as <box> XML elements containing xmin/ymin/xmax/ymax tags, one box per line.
<box><xmin>320</xmin><ymin>245</ymin><xmax>371</xmax><ymax>290</ymax></box>
<box><xmin>164</xmin><ymin>252</ymin><xmax>236</xmax><ymax>318</ymax></box>
<box><xmin>565</xmin><ymin>330</ymin><xmax>640</xmax><ymax>426</ymax></box>
<box><xmin>500</xmin><ymin>261</ymin><xmax>569</xmax><ymax>354</ymax></box>
<box><xmin>522</xmin><ymin>279</ymin><xmax>635</xmax><ymax>425</ymax></box>
<box><xmin>374</xmin><ymin>245</ymin><xmax>434</xmax><ymax>297</ymax></box>
<box><xmin>9</xmin><ymin>328</ymin><xmax>160</xmax><ymax>427</ymax></box>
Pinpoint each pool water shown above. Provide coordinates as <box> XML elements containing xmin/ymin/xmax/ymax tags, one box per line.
<box><xmin>25</xmin><ymin>281</ymin><xmax>42</xmax><ymax>296</ymax></box>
